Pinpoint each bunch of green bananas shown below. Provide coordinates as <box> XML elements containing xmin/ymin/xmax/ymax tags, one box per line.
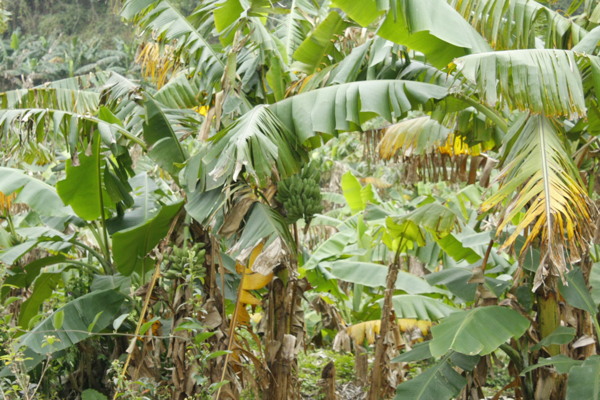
<box><xmin>276</xmin><ymin>162</ymin><xmax>323</xmax><ymax>224</ymax></box>
<box><xmin>162</xmin><ymin>242</ymin><xmax>206</xmax><ymax>280</ymax></box>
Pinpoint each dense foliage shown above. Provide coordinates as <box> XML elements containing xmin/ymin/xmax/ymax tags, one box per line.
<box><xmin>1</xmin><ymin>0</ymin><xmax>600</xmax><ymax>399</ymax></box>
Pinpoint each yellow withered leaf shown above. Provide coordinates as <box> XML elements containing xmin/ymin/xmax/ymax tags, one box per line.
<box><xmin>347</xmin><ymin>320</ymin><xmax>380</xmax><ymax>345</ymax></box>
<box><xmin>438</xmin><ymin>134</ymin><xmax>478</xmax><ymax>156</ymax></box>
<box><xmin>247</xmin><ymin>242</ymin><xmax>264</xmax><ymax>267</ymax></box>
<box><xmin>237</xmin><ymin>242</ymin><xmax>273</xmax><ymax>291</ymax></box>
<box><xmin>239</xmin><ymin>290</ymin><xmax>261</xmax><ymax>306</ymax></box>
<box><xmin>0</xmin><ymin>192</ymin><xmax>14</xmax><ymax>212</ymax></box>
<box><xmin>236</xmin><ymin>303</ymin><xmax>251</xmax><ymax>326</ymax></box>
<box><xmin>242</xmin><ymin>272</ymin><xmax>273</xmax><ymax>291</ymax></box>
<box><xmin>346</xmin><ymin>318</ymin><xmax>433</xmax><ymax>345</ymax></box>
<box><xmin>136</xmin><ymin>42</ymin><xmax>179</xmax><ymax>89</ymax></box>
<box><xmin>397</xmin><ymin>318</ymin><xmax>433</xmax><ymax>336</ymax></box>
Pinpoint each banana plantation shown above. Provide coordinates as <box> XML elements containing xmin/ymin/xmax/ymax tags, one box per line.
<box><xmin>2</xmin><ymin>0</ymin><xmax>600</xmax><ymax>399</ymax></box>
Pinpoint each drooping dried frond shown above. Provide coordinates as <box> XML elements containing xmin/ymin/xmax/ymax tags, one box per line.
<box><xmin>235</xmin><ymin>243</ymin><xmax>272</xmax><ymax>310</ymax></box>
<box><xmin>136</xmin><ymin>41</ymin><xmax>181</xmax><ymax>89</ymax></box>
<box><xmin>121</xmin><ymin>0</ymin><xmax>224</xmax><ymax>83</ymax></box>
<box><xmin>0</xmin><ymin>191</ymin><xmax>15</xmax><ymax>213</ymax></box>
<box><xmin>448</xmin><ymin>0</ymin><xmax>587</xmax><ymax>50</ymax></box>
<box><xmin>454</xmin><ymin>49</ymin><xmax>588</xmax><ymax>119</ymax></box>
<box><xmin>481</xmin><ymin>114</ymin><xmax>595</xmax><ymax>289</ymax></box>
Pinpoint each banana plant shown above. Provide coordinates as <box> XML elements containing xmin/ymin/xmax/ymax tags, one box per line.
<box><xmin>1</xmin><ymin>0</ymin><xmax>600</xmax><ymax>397</ymax></box>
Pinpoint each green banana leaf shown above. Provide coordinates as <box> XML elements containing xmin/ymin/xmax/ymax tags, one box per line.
<box><xmin>19</xmin><ymin>289</ymin><xmax>126</xmax><ymax>354</ymax></box>
<box><xmin>394</xmin><ymin>351</ymin><xmax>479</xmax><ymax>400</ymax></box>
<box><xmin>390</xmin><ymin>295</ymin><xmax>458</xmax><ymax>320</ymax></box>
<box><xmin>566</xmin><ymin>355</ymin><xmax>600</xmax><ymax>400</ymax></box>
<box><xmin>430</xmin><ymin>306</ymin><xmax>529</xmax><ymax>357</ymax></box>
<box><xmin>112</xmin><ymin>201</ymin><xmax>184</xmax><ymax>275</ymax></box>
<box><xmin>0</xmin><ymin>167</ymin><xmax>70</xmax><ymax>217</ymax></box>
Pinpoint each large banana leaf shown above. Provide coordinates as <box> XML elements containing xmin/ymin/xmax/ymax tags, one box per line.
<box><xmin>388</xmin><ymin>203</ymin><xmax>459</xmax><ymax>237</ymax></box>
<box><xmin>185</xmin><ymin>186</ymin><xmax>226</xmax><ymax>225</ymax></box>
<box><xmin>435</xmin><ymin>234</ymin><xmax>481</xmax><ymax>263</ymax></box>
<box><xmin>448</xmin><ymin>0</ymin><xmax>587</xmax><ymax>51</ymax></box>
<box><xmin>19</xmin><ymin>289</ymin><xmax>126</xmax><ymax>354</ymax></box>
<box><xmin>0</xmin><ymin>105</ymin><xmax>141</xmax><ymax>151</ymax></box>
<box><xmin>521</xmin><ymin>355</ymin><xmax>582</xmax><ymax>374</ymax></box>
<box><xmin>1</xmin><ymin>255</ymin><xmax>66</xmax><ymax>300</ymax></box>
<box><xmin>425</xmin><ymin>267</ymin><xmax>477</xmax><ymax>301</ymax></box>
<box><xmin>531</xmin><ymin>326</ymin><xmax>576</xmax><ymax>352</ymax></box>
<box><xmin>481</xmin><ymin>114</ymin><xmax>594</xmax><ymax>288</ymax></box>
<box><xmin>341</xmin><ymin>171</ymin><xmax>377</xmax><ymax>214</ymax></box>
<box><xmin>56</xmin><ymin>139</ymin><xmax>108</xmax><ymax>221</ymax></box>
<box><xmin>153</xmin><ymin>73</ymin><xmax>203</xmax><ymax>109</ymax></box>
<box><xmin>332</xmin><ymin>0</ymin><xmax>490</xmax><ymax>68</ymax></box>
<box><xmin>573</xmin><ymin>26</ymin><xmax>600</xmax><ymax>54</ymax></box>
<box><xmin>0</xmin><ymin>227</ymin><xmax>73</xmax><ymax>265</ymax></box>
<box><xmin>276</xmin><ymin>0</ymin><xmax>318</xmax><ymax>63</ymax></box>
<box><xmin>142</xmin><ymin>97</ymin><xmax>188</xmax><ymax>179</ymax></box>
<box><xmin>0</xmin><ymin>87</ymin><xmax>99</xmax><ymax>114</ymax></box>
<box><xmin>591</xmin><ymin>262</ymin><xmax>600</xmax><ymax>307</ymax></box>
<box><xmin>112</xmin><ymin>201</ymin><xmax>183</xmax><ymax>275</ymax></box>
<box><xmin>230</xmin><ymin>203</ymin><xmax>296</xmax><ymax>262</ymax></box>
<box><xmin>0</xmin><ymin>167</ymin><xmax>70</xmax><ymax>217</ymax></box>
<box><xmin>301</xmin><ymin>225</ymin><xmax>357</xmax><ymax>270</ymax></box>
<box><xmin>206</xmin><ymin>105</ymin><xmax>307</xmax><ymax>186</ymax></box>
<box><xmin>36</xmin><ymin>71</ymin><xmax>114</xmax><ymax>91</ymax></box>
<box><xmin>328</xmin><ymin>260</ymin><xmax>440</xmax><ymax>295</ymax></box>
<box><xmin>392</xmin><ymin>341</ymin><xmax>432</xmax><ymax>363</ymax></box>
<box><xmin>394</xmin><ymin>351</ymin><xmax>479</xmax><ymax>400</ymax></box>
<box><xmin>270</xmin><ymin>80</ymin><xmax>447</xmax><ymax>146</ymax></box>
<box><xmin>292</xmin><ymin>11</ymin><xmax>348</xmax><ymax>74</ymax></box>
<box><xmin>390</xmin><ymin>295</ymin><xmax>458</xmax><ymax>320</ymax></box>
<box><xmin>429</xmin><ymin>306</ymin><xmax>530</xmax><ymax>358</ymax></box>
<box><xmin>106</xmin><ymin>172</ymin><xmax>162</xmax><ymax>233</ymax></box>
<box><xmin>559</xmin><ymin>268</ymin><xmax>599</xmax><ymax>316</ymax></box>
<box><xmin>329</xmin><ymin>37</ymin><xmax>384</xmax><ymax>85</ymax></box>
<box><xmin>212</xmin><ymin>0</ymin><xmax>243</xmax><ymax>34</ymax></box>
<box><xmin>19</xmin><ymin>271</ymin><xmax>64</xmax><ymax>329</ymax></box>
<box><xmin>454</xmin><ymin>50</ymin><xmax>590</xmax><ymax>119</ymax></box>
<box><xmin>0</xmin><ymin>72</ymin><xmax>142</xmax><ymax>150</ymax></box>
<box><xmin>566</xmin><ymin>356</ymin><xmax>600</xmax><ymax>400</ymax></box>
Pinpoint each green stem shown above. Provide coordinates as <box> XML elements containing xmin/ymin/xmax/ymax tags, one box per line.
<box><xmin>88</xmin><ymin>224</ymin><xmax>108</xmax><ymax>259</ymax></box>
<box><xmin>71</xmin><ymin>241</ymin><xmax>112</xmax><ymax>274</ymax></box>
<box><xmin>499</xmin><ymin>343</ymin><xmax>523</xmax><ymax>371</ymax></box>
<box><xmin>537</xmin><ymin>281</ymin><xmax>561</xmax><ymax>356</ymax></box>
<box><xmin>63</xmin><ymin>260</ymin><xmax>102</xmax><ymax>274</ymax></box>
<box><xmin>95</xmin><ymin>135</ymin><xmax>113</xmax><ymax>273</ymax></box>
<box><xmin>591</xmin><ymin>315</ymin><xmax>600</xmax><ymax>343</ymax></box>
<box><xmin>456</xmin><ymin>94</ymin><xmax>509</xmax><ymax>133</ymax></box>
<box><xmin>5</xmin><ymin>212</ymin><xmax>16</xmax><ymax>237</ymax></box>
